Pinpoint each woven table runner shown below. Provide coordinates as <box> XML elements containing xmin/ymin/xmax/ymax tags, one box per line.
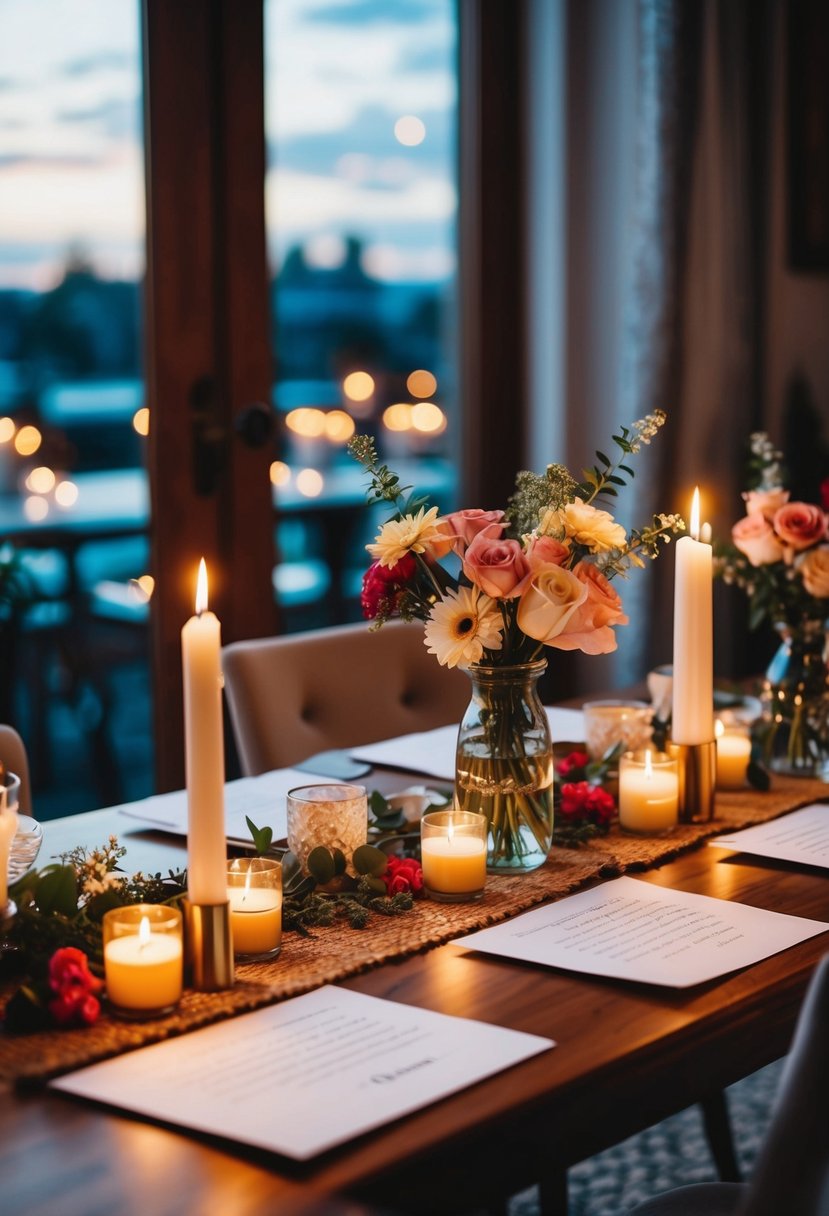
<box><xmin>2</xmin><ymin>774</ymin><xmax>826</xmax><ymax>1087</ymax></box>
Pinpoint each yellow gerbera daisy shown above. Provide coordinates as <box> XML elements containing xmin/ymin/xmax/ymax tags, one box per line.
<box><xmin>367</xmin><ymin>505</ymin><xmax>445</xmax><ymax>568</ymax></box>
<box><xmin>424</xmin><ymin>586</ymin><xmax>503</xmax><ymax>668</ymax></box>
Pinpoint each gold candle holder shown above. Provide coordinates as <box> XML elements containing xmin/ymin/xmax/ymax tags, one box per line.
<box><xmin>184</xmin><ymin>900</ymin><xmax>235</xmax><ymax>991</ymax></box>
<box><xmin>672</xmin><ymin>741</ymin><xmax>717</xmax><ymax>823</ymax></box>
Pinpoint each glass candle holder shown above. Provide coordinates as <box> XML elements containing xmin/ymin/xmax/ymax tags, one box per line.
<box><xmin>103</xmin><ymin>904</ymin><xmax>183</xmax><ymax>1018</ymax></box>
<box><xmin>618</xmin><ymin>749</ymin><xmax>679</xmax><ymax>835</ymax></box>
<box><xmin>584</xmin><ymin>700</ymin><xmax>654</xmax><ymax>762</ymax></box>
<box><xmin>0</xmin><ymin>771</ymin><xmax>21</xmax><ymax>913</ymax></box>
<box><xmin>420</xmin><ymin>809</ymin><xmax>487</xmax><ymax>903</ymax></box>
<box><xmin>227</xmin><ymin>857</ymin><xmax>282</xmax><ymax>961</ymax></box>
<box><xmin>287</xmin><ymin>784</ymin><xmax>367</xmax><ymax>874</ymax></box>
<box><xmin>715</xmin><ymin>719</ymin><xmax>751</xmax><ymax>789</ymax></box>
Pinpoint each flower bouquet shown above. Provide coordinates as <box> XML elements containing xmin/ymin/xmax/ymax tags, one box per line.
<box><xmin>716</xmin><ymin>433</ymin><xmax>829</xmax><ymax>775</ymax></box>
<box><xmin>350</xmin><ymin>412</ymin><xmax>681</xmax><ymax>871</ymax></box>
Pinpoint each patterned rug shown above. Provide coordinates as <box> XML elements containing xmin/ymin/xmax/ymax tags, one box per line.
<box><xmin>510</xmin><ymin>1060</ymin><xmax>782</xmax><ymax>1214</ymax></box>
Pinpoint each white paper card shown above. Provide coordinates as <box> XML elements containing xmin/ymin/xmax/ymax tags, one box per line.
<box><xmin>51</xmin><ymin>986</ymin><xmax>554</xmax><ymax>1160</ymax></box>
<box><xmin>349</xmin><ymin>707</ymin><xmax>586</xmax><ymax>781</ymax></box>
<box><xmin>117</xmin><ymin>768</ymin><xmax>312</xmax><ymax>843</ymax></box>
<box><xmin>453</xmin><ymin>875</ymin><xmax>828</xmax><ymax>988</ymax></box>
<box><xmin>710</xmin><ymin>804</ymin><xmax>829</xmax><ymax>870</ymax></box>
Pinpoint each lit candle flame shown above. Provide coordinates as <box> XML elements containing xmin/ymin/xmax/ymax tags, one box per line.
<box><xmin>715</xmin><ymin>718</ymin><xmax>724</xmax><ymax>739</ymax></box>
<box><xmin>644</xmin><ymin>749</ymin><xmax>653</xmax><ymax>780</ymax></box>
<box><xmin>195</xmin><ymin>558</ymin><xmax>209</xmax><ymax>614</ymax></box>
<box><xmin>447</xmin><ymin>814</ymin><xmax>455</xmax><ymax>844</ymax></box>
<box><xmin>242</xmin><ymin>865</ymin><xmax>253</xmax><ymax>904</ymax></box>
<box><xmin>138</xmin><ymin>914</ymin><xmax>151</xmax><ymax>950</ymax></box>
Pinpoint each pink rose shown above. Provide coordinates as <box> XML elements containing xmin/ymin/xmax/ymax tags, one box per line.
<box><xmin>443</xmin><ymin>509</ymin><xmax>505</xmax><ymax>555</ymax></box>
<box><xmin>525</xmin><ymin>535</ymin><xmax>570</xmax><ymax>571</ymax></box>
<box><xmin>773</xmin><ymin>502</ymin><xmax>828</xmax><ymax>552</ymax></box>
<box><xmin>732</xmin><ymin>514</ymin><xmax>785</xmax><ymax>566</ymax></box>
<box><xmin>516</xmin><ymin>564</ymin><xmax>586</xmax><ymax>642</ymax></box>
<box><xmin>743</xmin><ymin>488</ymin><xmax>789</xmax><ymax>519</ymax></box>
<box><xmin>799</xmin><ymin>545</ymin><xmax>829</xmax><ymax>598</ymax></box>
<box><xmin>462</xmin><ymin>525</ymin><xmax>530</xmax><ymax>598</ymax></box>
<box><xmin>546</xmin><ymin>562</ymin><xmax>628</xmax><ymax>655</ymax></box>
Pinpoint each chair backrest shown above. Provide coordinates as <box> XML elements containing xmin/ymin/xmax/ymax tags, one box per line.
<box><xmin>0</xmin><ymin>724</ymin><xmax>32</xmax><ymax>815</ymax></box>
<box><xmin>222</xmin><ymin>620</ymin><xmax>469</xmax><ymax>775</ymax></box>
<box><xmin>739</xmin><ymin>953</ymin><xmax>829</xmax><ymax>1216</ymax></box>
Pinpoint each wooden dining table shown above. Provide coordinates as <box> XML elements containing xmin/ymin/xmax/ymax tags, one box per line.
<box><xmin>2</xmin><ymin>767</ymin><xmax>828</xmax><ymax>1216</ymax></box>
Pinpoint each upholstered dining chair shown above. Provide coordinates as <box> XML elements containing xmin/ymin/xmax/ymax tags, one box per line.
<box><xmin>0</xmin><ymin>724</ymin><xmax>32</xmax><ymax>815</ymax></box>
<box><xmin>626</xmin><ymin>952</ymin><xmax>829</xmax><ymax>1216</ymax></box>
<box><xmin>222</xmin><ymin>620</ymin><xmax>470</xmax><ymax>775</ymax></box>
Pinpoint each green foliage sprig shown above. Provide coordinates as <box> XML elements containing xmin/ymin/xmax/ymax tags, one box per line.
<box><xmin>280</xmin><ymin>842</ymin><xmax>415</xmax><ymax>933</ymax></box>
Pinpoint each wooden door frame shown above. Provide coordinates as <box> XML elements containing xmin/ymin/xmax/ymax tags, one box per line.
<box><xmin>142</xmin><ymin>0</ymin><xmax>277</xmax><ymax>792</ymax></box>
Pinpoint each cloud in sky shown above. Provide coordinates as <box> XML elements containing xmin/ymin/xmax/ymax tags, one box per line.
<box><xmin>56</xmin><ymin>96</ymin><xmax>141</xmax><ymax>142</ymax></box>
<box><xmin>58</xmin><ymin>50</ymin><xmax>138</xmax><ymax>78</ymax></box>
<box><xmin>270</xmin><ymin>102</ymin><xmax>453</xmax><ymax>175</ymax></box>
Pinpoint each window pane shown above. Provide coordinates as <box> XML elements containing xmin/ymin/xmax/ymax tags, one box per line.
<box><xmin>0</xmin><ymin>1</ymin><xmax>150</xmax><ymax>816</ymax></box>
<box><xmin>265</xmin><ymin>0</ymin><xmax>459</xmax><ymax>629</ymax></box>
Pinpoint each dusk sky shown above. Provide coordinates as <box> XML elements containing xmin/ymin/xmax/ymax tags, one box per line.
<box><xmin>0</xmin><ymin>0</ymin><xmax>456</xmax><ymax>292</ymax></box>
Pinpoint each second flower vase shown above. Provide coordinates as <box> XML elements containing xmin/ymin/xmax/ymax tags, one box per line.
<box><xmin>455</xmin><ymin>660</ymin><xmax>555</xmax><ymax>873</ymax></box>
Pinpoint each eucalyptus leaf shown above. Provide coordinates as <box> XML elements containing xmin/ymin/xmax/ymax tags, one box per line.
<box><xmin>245</xmin><ymin>815</ymin><xmax>274</xmax><ymax>856</ymax></box>
<box><xmin>307</xmin><ymin>846</ymin><xmax>335</xmax><ymax>885</ymax></box>
<box><xmin>352</xmin><ymin>844</ymin><xmax>388</xmax><ymax>877</ymax></box>
<box><xmin>331</xmin><ymin>848</ymin><xmax>347</xmax><ymax>876</ymax></box>
<box><xmin>33</xmin><ymin>865</ymin><xmax>78</xmax><ymax>917</ymax></box>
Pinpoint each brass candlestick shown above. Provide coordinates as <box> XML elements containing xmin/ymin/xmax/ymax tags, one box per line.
<box><xmin>673</xmin><ymin>741</ymin><xmax>717</xmax><ymax>823</ymax></box>
<box><xmin>184</xmin><ymin>900</ymin><xmax>235</xmax><ymax>991</ymax></box>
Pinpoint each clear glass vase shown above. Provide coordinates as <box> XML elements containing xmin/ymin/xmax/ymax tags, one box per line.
<box><xmin>760</xmin><ymin>619</ymin><xmax>829</xmax><ymax>778</ymax></box>
<box><xmin>454</xmin><ymin>660</ymin><xmax>555</xmax><ymax>873</ymax></box>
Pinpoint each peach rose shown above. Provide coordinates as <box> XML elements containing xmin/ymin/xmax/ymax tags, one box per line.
<box><xmin>546</xmin><ymin>562</ymin><xmax>629</xmax><ymax>655</ymax></box>
<box><xmin>732</xmin><ymin>514</ymin><xmax>785</xmax><ymax>566</ymax></box>
<box><xmin>773</xmin><ymin>502</ymin><xmax>828</xmax><ymax>551</ymax></box>
<box><xmin>525</xmin><ymin>535</ymin><xmax>571</xmax><ymax>571</ymax></box>
<box><xmin>516</xmin><ymin>564</ymin><xmax>587</xmax><ymax>643</ymax></box>
<box><xmin>800</xmin><ymin>545</ymin><xmax>829</xmax><ymax>598</ymax></box>
<box><xmin>423</xmin><ymin>517</ymin><xmax>456</xmax><ymax>559</ymax></box>
<box><xmin>443</xmin><ymin>509</ymin><xmax>505</xmax><ymax>555</ymax></box>
<box><xmin>542</xmin><ymin>498</ymin><xmax>626</xmax><ymax>553</ymax></box>
<box><xmin>462</xmin><ymin>526</ymin><xmax>530</xmax><ymax>598</ymax></box>
<box><xmin>743</xmin><ymin>487</ymin><xmax>789</xmax><ymax>519</ymax></box>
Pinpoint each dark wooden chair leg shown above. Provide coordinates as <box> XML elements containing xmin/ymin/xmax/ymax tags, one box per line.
<box><xmin>538</xmin><ymin>1166</ymin><xmax>568</xmax><ymax>1216</ymax></box>
<box><xmin>701</xmin><ymin>1090</ymin><xmax>742</xmax><ymax>1182</ymax></box>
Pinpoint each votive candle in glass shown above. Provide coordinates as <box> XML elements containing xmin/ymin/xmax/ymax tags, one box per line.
<box><xmin>583</xmin><ymin>700</ymin><xmax>654</xmax><ymax>762</ymax></box>
<box><xmin>227</xmin><ymin>857</ymin><xmax>282</xmax><ymax>961</ymax></box>
<box><xmin>715</xmin><ymin>719</ymin><xmax>751</xmax><ymax>789</ymax></box>
<box><xmin>420</xmin><ymin>809</ymin><xmax>487</xmax><ymax>902</ymax></box>
<box><xmin>0</xmin><ymin>771</ymin><xmax>21</xmax><ymax>912</ymax></box>
<box><xmin>103</xmin><ymin>904</ymin><xmax>183</xmax><ymax>1018</ymax></box>
<box><xmin>287</xmin><ymin>784</ymin><xmax>367</xmax><ymax>874</ymax></box>
<box><xmin>619</xmin><ymin>749</ymin><xmax>679</xmax><ymax>835</ymax></box>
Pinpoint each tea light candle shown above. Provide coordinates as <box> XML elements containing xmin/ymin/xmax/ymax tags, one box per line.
<box><xmin>103</xmin><ymin>906</ymin><xmax>183</xmax><ymax>1016</ymax></box>
<box><xmin>421</xmin><ymin>810</ymin><xmax>487</xmax><ymax>902</ymax></box>
<box><xmin>715</xmin><ymin>720</ymin><xmax>751</xmax><ymax>789</ymax></box>
<box><xmin>619</xmin><ymin>750</ymin><xmax>679</xmax><ymax>835</ymax></box>
<box><xmin>228</xmin><ymin>858</ymin><xmax>282</xmax><ymax>960</ymax></box>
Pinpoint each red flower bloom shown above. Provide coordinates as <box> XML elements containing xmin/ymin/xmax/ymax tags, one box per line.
<box><xmin>382</xmin><ymin>855</ymin><xmax>424</xmax><ymax>896</ymax></box>
<box><xmin>47</xmin><ymin>947</ymin><xmax>103</xmax><ymax>1028</ymax></box>
<box><xmin>360</xmin><ymin>554</ymin><xmax>417</xmax><ymax>619</ymax></box>
<box><xmin>559</xmin><ymin>780</ymin><xmax>616</xmax><ymax>826</ymax></box>
<box><xmin>557</xmin><ymin>749</ymin><xmax>590</xmax><ymax>779</ymax></box>
<box><xmin>49</xmin><ymin>947</ymin><xmax>102</xmax><ymax>995</ymax></box>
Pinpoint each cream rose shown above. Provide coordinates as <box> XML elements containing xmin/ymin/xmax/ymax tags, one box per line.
<box><xmin>462</xmin><ymin>526</ymin><xmax>530</xmax><ymax>598</ymax></box>
<box><xmin>516</xmin><ymin>564</ymin><xmax>587</xmax><ymax>643</ymax></box>
<box><xmin>743</xmin><ymin>487</ymin><xmax>789</xmax><ymax>519</ymax></box>
<box><xmin>773</xmin><ymin>502</ymin><xmax>828</xmax><ymax>552</ymax></box>
<box><xmin>547</xmin><ymin>562</ymin><xmax>629</xmax><ymax>655</ymax></box>
<box><xmin>544</xmin><ymin>498</ymin><xmax>626</xmax><ymax>553</ymax></box>
<box><xmin>732</xmin><ymin>514</ymin><xmax>785</xmax><ymax>566</ymax></box>
<box><xmin>799</xmin><ymin>545</ymin><xmax>829</xmax><ymax>598</ymax></box>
